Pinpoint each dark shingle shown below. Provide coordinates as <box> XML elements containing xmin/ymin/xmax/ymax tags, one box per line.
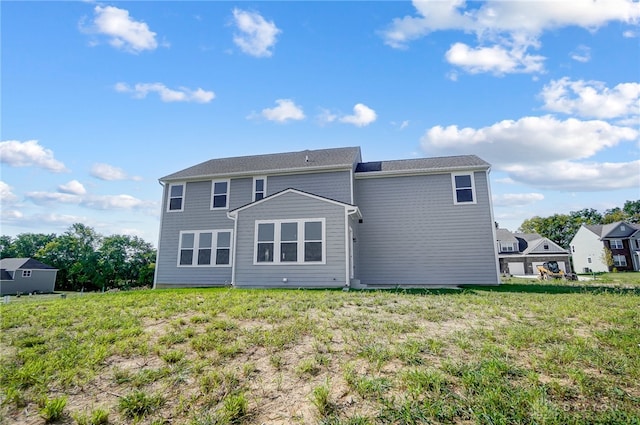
<box><xmin>355</xmin><ymin>155</ymin><xmax>490</xmax><ymax>174</ymax></box>
<box><xmin>161</xmin><ymin>147</ymin><xmax>362</xmax><ymax>181</ymax></box>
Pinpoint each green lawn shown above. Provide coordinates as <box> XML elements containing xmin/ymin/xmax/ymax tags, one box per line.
<box><xmin>1</xmin><ymin>276</ymin><xmax>639</xmax><ymax>424</ymax></box>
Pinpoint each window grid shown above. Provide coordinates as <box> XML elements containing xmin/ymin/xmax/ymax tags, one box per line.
<box><xmin>211</xmin><ymin>180</ymin><xmax>229</xmax><ymax>210</ymax></box>
<box><xmin>255</xmin><ymin>219</ymin><xmax>325</xmax><ymax>265</ymax></box>
<box><xmin>613</xmin><ymin>255</ymin><xmax>627</xmax><ymax>267</ymax></box>
<box><xmin>168</xmin><ymin>183</ymin><xmax>185</xmax><ymax>212</ymax></box>
<box><xmin>452</xmin><ymin>173</ymin><xmax>476</xmax><ymax>204</ymax></box>
<box><xmin>254</xmin><ymin>177</ymin><xmax>266</xmax><ymax>202</ymax></box>
<box><xmin>610</xmin><ymin>240</ymin><xmax>623</xmax><ymax>249</ymax></box>
<box><xmin>178</xmin><ymin>230</ymin><xmax>232</xmax><ymax>267</ymax></box>
<box><xmin>22</xmin><ymin>270</ymin><xmax>32</xmax><ymax>278</ymax></box>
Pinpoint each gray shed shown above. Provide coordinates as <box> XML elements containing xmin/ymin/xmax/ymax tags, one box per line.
<box><xmin>0</xmin><ymin>258</ymin><xmax>58</xmax><ymax>296</ymax></box>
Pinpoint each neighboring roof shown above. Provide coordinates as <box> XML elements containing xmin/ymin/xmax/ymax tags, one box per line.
<box><xmin>496</xmin><ymin>228</ymin><xmax>518</xmax><ymax>243</ymax></box>
<box><xmin>582</xmin><ymin>221</ymin><xmax>639</xmax><ymax>238</ymax></box>
<box><xmin>161</xmin><ymin>147</ymin><xmax>362</xmax><ymax>181</ymax></box>
<box><xmin>515</xmin><ymin>233</ymin><xmax>543</xmax><ymax>242</ymax></box>
<box><xmin>355</xmin><ymin>155</ymin><xmax>490</xmax><ymax>175</ymax></box>
<box><xmin>0</xmin><ymin>258</ymin><xmax>57</xmax><ymax>271</ymax></box>
<box><xmin>521</xmin><ymin>237</ymin><xmax>568</xmax><ymax>255</ymax></box>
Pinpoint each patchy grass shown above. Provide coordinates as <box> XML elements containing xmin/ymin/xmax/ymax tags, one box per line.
<box><xmin>1</xmin><ymin>277</ymin><xmax>639</xmax><ymax>424</ymax></box>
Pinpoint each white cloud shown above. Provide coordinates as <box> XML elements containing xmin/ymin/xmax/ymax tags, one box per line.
<box><xmin>421</xmin><ymin>115</ymin><xmax>637</xmax><ymax>166</ymax></box>
<box><xmin>91</xmin><ymin>163</ymin><xmax>142</xmax><ymax>181</ymax></box>
<box><xmin>88</xmin><ymin>5</ymin><xmax>158</xmax><ymax>53</ymax></box>
<box><xmin>445</xmin><ymin>42</ymin><xmax>544</xmax><ymax>75</ymax></box>
<box><xmin>504</xmin><ymin>160</ymin><xmax>640</xmax><ymax>191</ymax></box>
<box><xmin>570</xmin><ymin>45</ymin><xmax>591</xmax><ymax>63</ymax></box>
<box><xmin>115</xmin><ymin>82</ymin><xmax>215</xmax><ymax>103</ymax></box>
<box><xmin>0</xmin><ymin>181</ymin><xmax>18</xmax><ymax>203</ymax></box>
<box><xmin>1</xmin><ymin>209</ymin><xmax>23</xmax><ymax>220</ymax></box>
<box><xmin>340</xmin><ymin>104</ymin><xmax>377</xmax><ymax>127</ymax></box>
<box><xmin>492</xmin><ymin>193</ymin><xmax>544</xmax><ymax>207</ymax></box>
<box><xmin>0</xmin><ymin>140</ymin><xmax>68</xmax><ymax>173</ymax></box>
<box><xmin>540</xmin><ymin>78</ymin><xmax>640</xmax><ymax>120</ymax></box>
<box><xmin>257</xmin><ymin>99</ymin><xmax>305</xmax><ymax>123</ymax></box>
<box><xmin>232</xmin><ymin>9</ymin><xmax>281</xmax><ymax>58</ymax></box>
<box><xmin>316</xmin><ymin>108</ymin><xmax>338</xmax><ymax>125</ymax></box>
<box><xmin>25</xmin><ymin>191</ymin><xmax>81</xmax><ymax>205</ymax></box>
<box><xmin>383</xmin><ymin>0</ymin><xmax>640</xmax><ymax>74</ymax></box>
<box><xmin>421</xmin><ymin>115</ymin><xmax>638</xmax><ymax>191</ymax></box>
<box><xmin>58</xmin><ymin>180</ymin><xmax>87</xmax><ymax>196</ymax></box>
<box><xmin>81</xmin><ymin>194</ymin><xmax>150</xmax><ymax>210</ymax></box>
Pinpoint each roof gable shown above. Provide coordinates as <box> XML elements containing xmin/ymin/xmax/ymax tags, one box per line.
<box><xmin>601</xmin><ymin>221</ymin><xmax>639</xmax><ymax>239</ymax></box>
<box><xmin>161</xmin><ymin>147</ymin><xmax>362</xmax><ymax>181</ymax></box>
<box><xmin>522</xmin><ymin>238</ymin><xmax>568</xmax><ymax>255</ymax></box>
<box><xmin>228</xmin><ymin>188</ymin><xmax>360</xmax><ymax>217</ymax></box>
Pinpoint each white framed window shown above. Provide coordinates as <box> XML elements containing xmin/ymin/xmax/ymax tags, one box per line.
<box><xmin>254</xmin><ymin>219</ymin><xmax>325</xmax><ymax>265</ymax></box>
<box><xmin>253</xmin><ymin>177</ymin><xmax>266</xmax><ymax>202</ymax></box>
<box><xmin>178</xmin><ymin>230</ymin><xmax>232</xmax><ymax>267</ymax></box>
<box><xmin>22</xmin><ymin>270</ymin><xmax>32</xmax><ymax>278</ymax></box>
<box><xmin>452</xmin><ymin>173</ymin><xmax>476</xmax><ymax>204</ymax></box>
<box><xmin>167</xmin><ymin>183</ymin><xmax>185</xmax><ymax>212</ymax></box>
<box><xmin>587</xmin><ymin>257</ymin><xmax>592</xmax><ymax>264</ymax></box>
<box><xmin>610</xmin><ymin>239</ymin><xmax>623</xmax><ymax>249</ymax></box>
<box><xmin>613</xmin><ymin>255</ymin><xmax>627</xmax><ymax>267</ymax></box>
<box><xmin>211</xmin><ymin>180</ymin><xmax>229</xmax><ymax>210</ymax></box>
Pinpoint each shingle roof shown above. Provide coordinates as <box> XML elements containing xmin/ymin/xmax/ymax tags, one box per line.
<box><xmin>496</xmin><ymin>228</ymin><xmax>518</xmax><ymax>243</ymax></box>
<box><xmin>0</xmin><ymin>258</ymin><xmax>57</xmax><ymax>271</ymax></box>
<box><xmin>355</xmin><ymin>155</ymin><xmax>490</xmax><ymax>174</ymax></box>
<box><xmin>0</xmin><ymin>269</ymin><xmax>13</xmax><ymax>281</ymax></box>
<box><xmin>161</xmin><ymin>147</ymin><xmax>362</xmax><ymax>181</ymax></box>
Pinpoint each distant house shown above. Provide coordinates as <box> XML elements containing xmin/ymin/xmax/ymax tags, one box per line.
<box><xmin>154</xmin><ymin>146</ymin><xmax>500</xmax><ymax>289</ymax></box>
<box><xmin>496</xmin><ymin>228</ymin><xmax>571</xmax><ymax>275</ymax></box>
<box><xmin>0</xmin><ymin>258</ymin><xmax>58</xmax><ymax>296</ymax></box>
<box><xmin>570</xmin><ymin>222</ymin><xmax>640</xmax><ymax>273</ymax></box>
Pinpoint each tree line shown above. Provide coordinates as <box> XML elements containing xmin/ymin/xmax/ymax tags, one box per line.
<box><xmin>517</xmin><ymin>200</ymin><xmax>640</xmax><ymax>248</ymax></box>
<box><xmin>0</xmin><ymin>223</ymin><xmax>156</xmax><ymax>291</ymax></box>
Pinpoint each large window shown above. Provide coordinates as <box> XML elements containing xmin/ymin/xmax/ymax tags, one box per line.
<box><xmin>610</xmin><ymin>239</ymin><xmax>623</xmax><ymax>249</ymax></box>
<box><xmin>253</xmin><ymin>177</ymin><xmax>266</xmax><ymax>202</ymax></box>
<box><xmin>452</xmin><ymin>173</ymin><xmax>476</xmax><ymax>204</ymax></box>
<box><xmin>178</xmin><ymin>230</ymin><xmax>232</xmax><ymax>267</ymax></box>
<box><xmin>211</xmin><ymin>180</ymin><xmax>229</xmax><ymax>209</ymax></box>
<box><xmin>167</xmin><ymin>183</ymin><xmax>184</xmax><ymax>212</ymax></box>
<box><xmin>255</xmin><ymin>219</ymin><xmax>325</xmax><ymax>264</ymax></box>
<box><xmin>613</xmin><ymin>255</ymin><xmax>627</xmax><ymax>267</ymax></box>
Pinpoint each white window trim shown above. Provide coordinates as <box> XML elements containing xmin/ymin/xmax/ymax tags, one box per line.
<box><xmin>610</xmin><ymin>239</ymin><xmax>623</xmax><ymax>249</ymax></box>
<box><xmin>211</xmin><ymin>179</ymin><xmax>230</xmax><ymax>210</ymax></box>
<box><xmin>253</xmin><ymin>218</ymin><xmax>326</xmax><ymax>265</ymax></box>
<box><xmin>22</xmin><ymin>270</ymin><xmax>32</xmax><ymax>278</ymax></box>
<box><xmin>177</xmin><ymin>229</ymin><xmax>233</xmax><ymax>267</ymax></box>
<box><xmin>253</xmin><ymin>176</ymin><xmax>267</xmax><ymax>202</ymax></box>
<box><xmin>167</xmin><ymin>183</ymin><xmax>185</xmax><ymax>212</ymax></box>
<box><xmin>613</xmin><ymin>255</ymin><xmax>627</xmax><ymax>267</ymax></box>
<box><xmin>451</xmin><ymin>172</ymin><xmax>477</xmax><ymax>205</ymax></box>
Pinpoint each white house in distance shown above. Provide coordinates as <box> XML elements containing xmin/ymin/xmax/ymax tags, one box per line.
<box><xmin>570</xmin><ymin>221</ymin><xmax>640</xmax><ymax>273</ymax></box>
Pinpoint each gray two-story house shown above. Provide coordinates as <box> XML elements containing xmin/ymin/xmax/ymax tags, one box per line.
<box><xmin>154</xmin><ymin>147</ymin><xmax>500</xmax><ymax>289</ymax></box>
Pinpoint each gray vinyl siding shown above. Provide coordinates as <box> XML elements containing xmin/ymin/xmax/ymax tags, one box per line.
<box><xmin>266</xmin><ymin>170</ymin><xmax>352</xmax><ymax>204</ymax></box>
<box><xmin>155</xmin><ymin>180</ymin><xmax>234</xmax><ymax>287</ymax></box>
<box><xmin>354</xmin><ymin>171</ymin><xmax>498</xmax><ymax>286</ymax></box>
<box><xmin>0</xmin><ymin>270</ymin><xmax>57</xmax><ymax>295</ymax></box>
<box><xmin>234</xmin><ymin>192</ymin><xmax>347</xmax><ymax>288</ymax></box>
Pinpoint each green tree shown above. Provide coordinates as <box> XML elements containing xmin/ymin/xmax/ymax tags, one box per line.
<box><xmin>603</xmin><ymin>207</ymin><xmax>626</xmax><ymax>224</ymax></box>
<box><xmin>601</xmin><ymin>247</ymin><xmax>614</xmax><ymax>271</ymax></box>
<box><xmin>622</xmin><ymin>200</ymin><xmax>640</xmax><ymax>223</ymax></box>
<box><xmin>0</xmin><ymin>235</ymin><xmax>16</xmax><ymax>259</ymax></box>
<box><xmin>12</xmin><ymin>233</ymin><xmax>57</xmax><ymax>258</ymax></box>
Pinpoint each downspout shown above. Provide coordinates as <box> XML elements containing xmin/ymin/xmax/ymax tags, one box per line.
<box><xmin>153</xmin><ymin>180</ymin><xmax>165</xmax><ymax>289</ymax></box>
<box><xmin>345</xmin><ymin>206</ymin><xmax>361</xmax><ymax>288</ymax></box>
<box><xmin>227</xmin><ymin>210</ymin><xmax>238</xmax><ymax>286</ymax></box>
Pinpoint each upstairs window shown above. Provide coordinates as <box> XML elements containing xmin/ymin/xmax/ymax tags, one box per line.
<box><xmin>254</xmin><ymin>177</ymin><xmax>266</xmax><ymax>202</ymax></box>
<box><xmin>168</xmin><ymin>184</ymin><xmax>184</xmax><ymax>212</ymax></box>
<box><xmin>613</xmin><ymin>255</ymin><xmax>627</xmax><ymax>267</ymax></box>
<box><xmin>22</xmin><ymin>270</ymin><xmax>32</xmax><ymax>278</ymax></box>
<box><xmin>452</xmin><ymin>173</ymin><xmax>476</xmax><ymax>204</ymax></box>
<box><xmin>610</xmin><ymin>239</ymin><xmax>623</xmax><ymax>249</ymax></box>
<box><xmin>211</xmin><ymin>180</ymin><xmax>229</xmax><ymax>209</ymax></box>
<box><xmin>178</xmin><ymin>230</ymin><xmax>232</xmax><ymax>267</ymax></box>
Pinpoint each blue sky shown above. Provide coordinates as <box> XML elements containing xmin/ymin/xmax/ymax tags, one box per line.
<box><xmin>2</xmin><ymin>1</ymin><xmax>639</xmax><ymax>246</ymax></box>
